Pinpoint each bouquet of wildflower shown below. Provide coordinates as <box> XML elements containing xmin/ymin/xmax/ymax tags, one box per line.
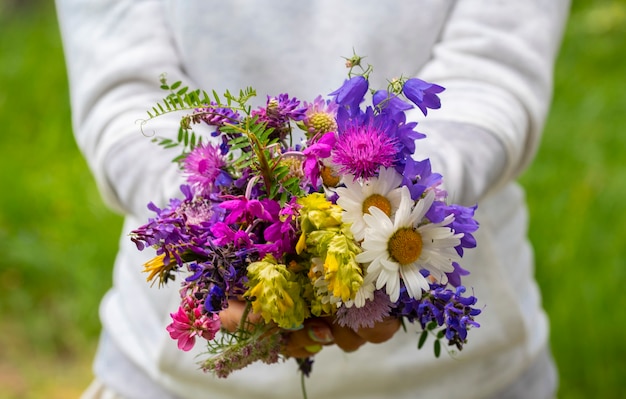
<box><xmin>131</xmin><ymin>55</ymin><xmax>481</xmax><ymax>381</ymax></box>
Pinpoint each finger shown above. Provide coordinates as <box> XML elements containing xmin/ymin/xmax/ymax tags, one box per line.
<box><xmin>282</xmin><ymin>342</ymin><xmax>323</xmax><ymax>359</ymax></box>
<box><xmin>356</xmin><ymin>317</ymin><xmax>401</xmax><ymax>343</ymax></box>
<box><xmin>328</xmin><ymin>323</ymin><xmax>366</xmax><ymax>352</ymax></box>
<box><xmin>218</xmin><ymin>300</ymin><xmax>262</xmax><ymax>332</ymax></box>
<box><xmin>283</xmin><ymin>321</ymin><xmax>334</xmax><ymax>358</ymax></box>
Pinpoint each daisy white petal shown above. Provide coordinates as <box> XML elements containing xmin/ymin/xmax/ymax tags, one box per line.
<box><xmin>335</xmin><ymin>168</ymin><xmax>404</xmax><ymax>241</ymax></box>
<box><xmin>356</xmin><ymin>188</ymin><xmax>464</xmax><ymax>300</ymax></box>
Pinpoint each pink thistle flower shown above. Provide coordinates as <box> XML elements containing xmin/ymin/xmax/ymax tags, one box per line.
<box><xmin>335</xmin><ymin>289</ymin><xmax>394</xmax><ymax>331</ymax></box>
<box><xmin>166</xmin><ymin>296</ymin><xmax>221</xmax><ymax>351</ymax></box>
<box><xmin>332</xmin><ymin>119</ymin><xmax>399</xmax><ymax>179</ymax></box>
<box><xmin>183</xmin><ymin>143</ymin><xmax>227</xmax><ymax>196</ymax></box>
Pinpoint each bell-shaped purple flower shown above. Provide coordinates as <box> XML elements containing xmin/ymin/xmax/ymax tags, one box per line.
<box><xmin>372</xmin><ymin>90</ymin><xmax>413</xmax><ymax>116</ymax></box>
<box><xmin>402</xmin><ymin>78</ymin><xmax>445</xmax><ymax>116</ymax></box>
<box><xmin>329</xmin><ymin>75</ymin><xmax>368</xmax><ymax>113</ymax></box>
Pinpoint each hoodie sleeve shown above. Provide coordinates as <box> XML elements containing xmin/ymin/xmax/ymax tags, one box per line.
<box><xmin>412</xmin><ymin>0</ymin><xmax>570</xmax><ymax>205</ymax></box>
<box><xmin>56</xmin><ymin>0</ymin><xmax>190</xmax><ymax>217</ymax></box>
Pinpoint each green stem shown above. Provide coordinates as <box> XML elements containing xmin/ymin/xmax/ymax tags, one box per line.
<box><xmin>224</xmin><ymin>121</ymin><xmax>275</xmax><ymax>197</ymax></box>
<box><xmin>238</xmin><ymin>301</ymin><xmax>253</xmax><ymax>340</ymax></box>
<box><xmin>300</xmin><ymin>369</ymin><xmax>309</xmax><ymax>399</ymax></box>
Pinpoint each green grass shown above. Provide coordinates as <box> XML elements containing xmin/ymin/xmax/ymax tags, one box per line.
<box><xmin>519</xmin><ymin>2</ymin><xmax>626</xmax><ymax>398</ymax></box>
<box><xmin>1</xmin><ymin>1</ymin><xmax>625</xmax><ymax>398</ymax></box>
<box><xmin>0</xmin><ymin>2</ymin><xmax>122</xmax><ymax>397</ymax></box>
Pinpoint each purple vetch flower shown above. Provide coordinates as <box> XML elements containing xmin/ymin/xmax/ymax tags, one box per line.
<box><xmin>196</xmin><ymin>103</ymin><xmax>241</xmax><ymax>127</ymax></box>
<box><xmin>402</xmin><ymin>78</ymin><xmax>445</xmax><ymax>116</ymax></box>
<box><xmin>266</xmin><ymin>93</ymin><xmax>307</xmax><ymax>121</ymax></box>
<box><xmin>393</xmin><ymin>280</ymin><xmax>481</xmax><ymax>351</ymax></box>
<box><xmin>251</xmin><ymin>93</ymin><xmax>307</xmax><ymax>134</ymax></box>
<box><xmin>130</xmin><ymin>185</ymin><xmax>219</xmax><ymax>269</ymax></box>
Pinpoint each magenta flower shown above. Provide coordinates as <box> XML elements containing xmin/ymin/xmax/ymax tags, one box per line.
<box><xmin>302</xmin><ymin>132</ymin><xmax>337</xmax><ymax>187</ymax></box>
<box><xmin>332</xmin><ymin>117</ymin><xmax>399</xmax><ymax>179</ymax></box>
<box><xmin>220</xmin><ymin>196</ymin><xmax>276</xmax><ymax>225</ymax></box>
<box><xmin>166</xmin><ymin>296</ymin><xmax>221</xmax><ymax>351</ymax></box>
<box><xmin>259</xmin><ymin>197</ymin><xmax>300</xmax><ymax>257</ymax></box>
<box><xmin>210</xmin><ymin>222</ymin><xmax>253</xmax><ymax>248</ymax></box>
<box><xmin>184</xmin><ymin>143</ymin><xmax>229</xmax><ymax>195</ymax></box>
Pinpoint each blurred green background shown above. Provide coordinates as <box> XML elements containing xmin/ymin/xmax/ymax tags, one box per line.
<box><xmin>1</xmin><ymin>1</ymin><xmax>625</xmax><ymax>398</ymax></box>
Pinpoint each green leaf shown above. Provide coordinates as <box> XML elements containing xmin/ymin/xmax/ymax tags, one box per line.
<box><xmin>171</xmin><ymin>81</ymin><xmax>182</xmax><ymax>90</ymax></box>
<box><xmin>418</xmin><ymin>330</ymin><xmax>428</xmax><ymax>349</ymax></box>
<box><xmin>434</xmin><ymin>339</ymin><xmax>441</xmax><ymax>358</ymax></box>
<box><xmin>282</xmin><ymin>177</ymin><xmax>301</xmax><ymax>191</ymax></box>
<box><xmin>212</xmin><ymin>90</ymin><xmax>221</xmax><ymax>104</ymax></box>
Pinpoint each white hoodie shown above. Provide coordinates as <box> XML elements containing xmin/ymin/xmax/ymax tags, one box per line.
<box><xmin>56</xmin><ymin>1</ymin><xmax>570</xmax><ymax>398</ymax></box>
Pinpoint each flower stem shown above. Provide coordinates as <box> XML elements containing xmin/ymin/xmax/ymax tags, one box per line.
<box><xmin>300</xmin><ymin>369</ymin><xmax>309</xmax><ymax>399</ymax></box>
<box><xmin>239</xmin><ymin>301</ymin><xmax>253</xmax><ymax>340</ymax></box>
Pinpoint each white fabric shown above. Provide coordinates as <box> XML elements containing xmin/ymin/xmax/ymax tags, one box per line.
<box><xmin>55</xmin><ymin>1</ymin><xmax>570</xmax><ymax>398</ymax></box>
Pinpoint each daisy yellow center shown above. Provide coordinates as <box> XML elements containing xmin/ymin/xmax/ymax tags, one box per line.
<box><xmin>320</xmin><ymin>165</ymin><xmax>341</xmax><ymax>187</ymax></box>
<box><xmin>388</xmin><ymin>228</ymin><xmax>423</xmax><ymax>265</ymax></box>
<box><xmin>309</xmin><ymin>113</ymin><xmax>338</xmax><ymax>133</ymax></box>
<box><xmin>362</xmin><ymin>194</ymin><xmax>392</xmax><ymax>216</ymax></box>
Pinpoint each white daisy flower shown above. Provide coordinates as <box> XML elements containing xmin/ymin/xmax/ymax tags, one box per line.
<box><xmin>355</xmin><ymin>188</ymin><xmax>463</xmax><ymax>302</ymax></box>
<box><xmin>335</xmin><ymin>167</ymin><xmax>404</xmax><ymax>241</ymax></box>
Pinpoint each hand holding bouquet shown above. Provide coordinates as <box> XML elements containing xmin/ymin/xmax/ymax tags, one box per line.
<box><xmin>130</xmin><ymin>55</ymin><xmax>481</xmax><ymax>383</ymax></box>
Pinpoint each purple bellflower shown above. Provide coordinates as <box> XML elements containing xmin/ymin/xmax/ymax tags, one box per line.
<box><xmin>402</xmin><ymin>78</ymin><xmax>445</xmax><ymax>116</ymax></box>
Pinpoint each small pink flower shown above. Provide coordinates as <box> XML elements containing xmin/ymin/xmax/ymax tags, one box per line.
<box><xmin>166</xmin><ymin>296</ymin><xmax>221</xmax><ymax>351</ymax></box>
<box><xmin>183</xmin><ymin>143</ymin><xmax>227</xmax><ymax>196</ymax></box>
<box><xmin>302</xmin><ymin>132</ymin><xmax>337</xmax><ymax>187</ymax></box>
